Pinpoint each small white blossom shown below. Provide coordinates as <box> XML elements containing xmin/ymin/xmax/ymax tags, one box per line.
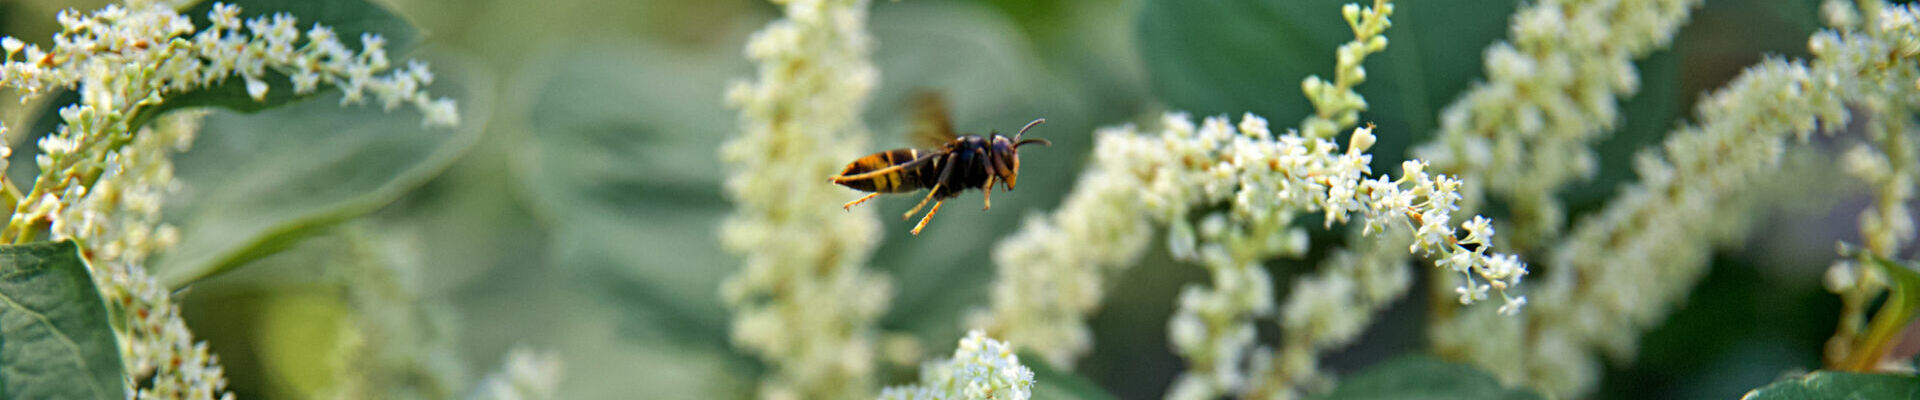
<box><xmin>878</xmin><ymin>331</ymin><xmax>1035</xmax><ymax>400</ymax></box>
<box><xmin>1498</xmin><ymin>296</ymin><xmax>1528</xmax><ymax>316</ymax></box>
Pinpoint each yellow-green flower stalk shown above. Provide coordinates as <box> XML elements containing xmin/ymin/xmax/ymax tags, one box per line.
<box><xmin>1299</xmin><ymin>1</ymin><xmax>1393</xmax><ymax>140</ymax></box>
<box><xmin>719</xmin><ymin>0</ymin><xmax>890</xmax><ymax>398</ymax></box>
<box><xmin>0</xmin><ymin>2</ymin><xmax>459</xmax><ymax>398</ymax></box>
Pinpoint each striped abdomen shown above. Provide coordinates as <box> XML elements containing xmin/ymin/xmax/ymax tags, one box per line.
<box><xmin>834</xmin><ymin>148</ymin><xmax>937</xmax><ymax>193</ymax></box>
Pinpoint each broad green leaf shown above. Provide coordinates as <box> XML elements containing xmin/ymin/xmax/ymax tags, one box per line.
<box><xmin>131</xmin><ymin>0</ymin><xmax>425</xmax><ymax>128</ymax></box>
<box><xmin>1315</xmin><ymin>356</ymin><xmax>1542</xmax><ymax>400</ymax></box>
<box><xmin>151</xmin><ymin>53</ymin><xmax>490</xmax><ymax>288</ymax></box>
<box><xmin>1742</xmin><ymin>371</ymin><xmax>1920</xmax><ymax>399</ymax></box>
<box><xmin>507</xmin><ymin>41</ymin><xmax>764</xmax><ymax>398</ymax></box>
<box><xmin>512</xmin><ymin>40</ymin><xmax>742</xmax><ymax>345</ymax></box>
<box><xmin>1136</xmin><ymin>0</ymin><xmax>1517</xmax><ymax>168</ymax></box>
<box><xmin>1021</xmin><ymin>351</ymin><xmax>1117</xmax><ymax>400</ymax></box>
<box><xmin>0</xmin><ymin>240</ymin><xmax>124</xmax><ymax>400</ymax></box>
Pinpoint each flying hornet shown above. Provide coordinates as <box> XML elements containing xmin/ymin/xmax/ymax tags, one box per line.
<box><xmin>830</xmin><ymin>93</ymin><xmax>1049</xmax><ymax>235</ymax></box>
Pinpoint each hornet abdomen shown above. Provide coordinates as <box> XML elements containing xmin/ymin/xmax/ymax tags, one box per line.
<box><xmin>834</xmin><ymin>148</ymin><xmax>936</xmax><ymax>193</ymax></box>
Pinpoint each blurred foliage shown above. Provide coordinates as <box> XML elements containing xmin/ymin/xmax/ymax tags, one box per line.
<box><xmin>1315</xmin><ymin>356</ymin><xmax>1542</xmax><ymax>400</ymax></box>
<box><xmin>0</xmin><ymin>0</ymin><xmax>1879</xmax><ymax>398</ymax></box>
<box><xmin>0</xmin><ymin>241</ymin><xmax>122</xmax><ymax>400</ymax></box>
<box><xmin>513</xmin><ymin>39</ymin><xmax>740</xmax><ymax>347</ymax></box>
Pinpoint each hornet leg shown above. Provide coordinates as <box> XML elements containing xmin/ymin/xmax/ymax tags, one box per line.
<box><xmin>911</xmin><ymin>200</ymin><xmax>945</xmax><ymax>235</ymax></box>
<box><xmin>843</xmin><ymin>193</ymin><xmax>881</xmax><ymax>210</ymax></box>
<box><xmin>982</xmin><ymin>176</ymin><xmax>995</xmax><ymax>211</ymax></box>
<box><xmin>903</xmin><ymin>152</ymin><xmax>960</xmax><ymax>222</ymax></box>
<box><xmin>903</xmin><ymin>183</ymin><xmax>942</xmax><ymax>220</ymax></box>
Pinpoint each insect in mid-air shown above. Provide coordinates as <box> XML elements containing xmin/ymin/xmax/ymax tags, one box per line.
<box><xmin>831</xmin><ymin>93</ymin><xmax>1050</xmax><ymax>235</ymax></box>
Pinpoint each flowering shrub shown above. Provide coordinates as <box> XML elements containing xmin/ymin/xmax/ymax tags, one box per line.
<box><xmin>0</xmin><ymin>0</ymin><xmax>1915</xmax><ymax>398</ymax></box>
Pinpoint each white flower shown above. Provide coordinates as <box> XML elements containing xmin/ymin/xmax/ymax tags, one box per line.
<box><xmin>879</xmin><ymin>330</ymin><xmax>1035</xmax><ymax>400</ymax></box>
<box><xmin>1461</xmin><ymin>215</ymin><xmax>1493</xmax><ymax>245</ymax></box>
<box><xmin>243</xmin><ymin>75</ymin><xmax>268</xmax><ymax>100</ymax></box>
<box><xmin>1498</xmin><ymin>296</ymin><xmax>1528</xmax><ymax>316</ymax></box>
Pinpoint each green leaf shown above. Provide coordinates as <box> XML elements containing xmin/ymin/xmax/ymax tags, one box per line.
<box><xmin>1742</xmin><ymin>371</ymin><xmax>1920</xmax><ymax>399</ymax></box>
<box><xmin>1021</xmin><ymin>351</ymin><xmax>1117</xmax><ymax>400</ymax></box>
<box><xmin>511</xmin><ymin>41</ymin><xmax>743</xmax><ymax>345</ymax></box>
<box><xmin>1136</xmin><ymin>0</ymin><xmax>1517</xmax><ymax>167</ymax></box>
<box><xmin>1315</xmin><ymin>356</ymin><xmax>1542</xmax><ymax>400</ymax></box>
<box><xmin>150</xmin><ymin>53</ymin><xmax>489</xmax><ymax>288</ymax></box>
<box><xmin>130</xmin><ymin>0</ymin><xmax>425</xmax><ymax>128</ymax></box>
<box><xmin>0</xmin><ymin>240</ymin><xmax>124</xmax><ymax>400</ymax></box>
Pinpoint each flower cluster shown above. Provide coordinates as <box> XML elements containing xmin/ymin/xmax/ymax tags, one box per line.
<box><xmin>1412</xmin><ymin>0</ymin><xmax>1701</xmax><ymax>249</ymax></box>
<box><xmin>1145</xmin><ymin>116</ymin><xmax>1525</xmax><ymax>400</ymax></box>
<box><xmin>718</xmin><ymin>0</ymin><xmax>892</xmax><ymax>398</ymax></box>
<box><xmin>0</xmin><ymin>4</ymin><xmax>455</xmax><ymax>127</ymax></box>
<box><xmin>3</xmin><ymin>1</ymin><xmax>460</xmax><ymax>243</ymax></box>
<box><xmin>1815</xmin><ymin>0</ymin><xmax>1920</xmax><ymax>371</ymax></box>
<box><xmin>67</xmin><ymin>111</ymin><xmax>224</xmax><ymax>399</ymax></box>
<box><xmin>972</xmin><ymin>4</ymin><xmax>1412</xmax><ymax>382</ymax></box>
<box><xmin>1162</xmin><ymin>4</ymin><xmax>1405</xmax><ymax>397</ymax></box>
<box><xmin>976</xmin><ymin>5</ymin><xmax>1526</xmax><ymax>399</ymax></box>
<box><xmin>0</xmin><ymin>2</ymin><xmax>460</xmax><ymax>398</ymax></box>
<box><xmin>973</xmin><ymin>115</ymin><xmax>1527</xmax><ymax>397</ymax></box>
<box><xmin>1822</xmin><ymin>0</ymin><xmax>1920</xmax><ymax>259</ymax></box>
<box><xmin>878</xmin><ymin>330</ymin><xmax>1034</xmax><ymax>400</ymax></box>
<box><xmin>1429</xmin><ymin>2</ymin><xmax>1920</xmax><ymax>396</ymax></box>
